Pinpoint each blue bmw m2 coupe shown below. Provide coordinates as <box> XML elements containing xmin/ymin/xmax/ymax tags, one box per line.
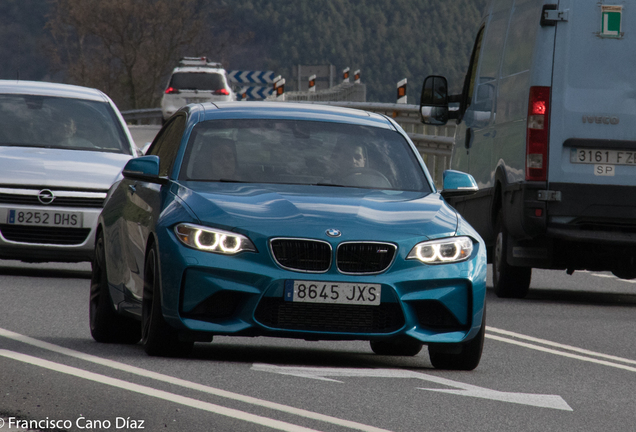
<box><xmin>90</xmin><ymin>102</ymin><xmax>487</xmax><ymax>370</ymax></box>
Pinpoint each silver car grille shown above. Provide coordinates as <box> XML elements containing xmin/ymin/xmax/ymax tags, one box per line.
<box><xmin>0</xmin><ymin>225</ymin><xmax>91</xmax><ymax>245</ymax></box>
<box><xmin>0</xmin><ymin>187</ymin><xmax>107</xmax><ymax>208</ymax></box>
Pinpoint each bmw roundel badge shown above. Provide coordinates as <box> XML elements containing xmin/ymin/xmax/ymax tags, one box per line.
<box><xmin>326</xmin><ymin>229</ymin><xmax>341</xmax><ymax>238</ymax></box>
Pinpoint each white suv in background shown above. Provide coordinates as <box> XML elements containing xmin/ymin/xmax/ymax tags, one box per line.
<box><xmin>160</xmin><ymin>57</ymin><xmax>235</xmax><ymax>123</ymax></box>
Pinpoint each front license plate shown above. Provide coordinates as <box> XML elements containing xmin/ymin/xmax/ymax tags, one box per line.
<box><xmin>570</xmin><ymin>148</ymin><xmax>636</xmax><ymax>165</ymax></box>
<box><xmin>284</xmin><ymin>280</ymin><xmax>381</xmax><ymax>305</ymax></box>
<box><xmin>7</xmin><ymin>209</ymin><xmax>83</xmax><ymax>227</ymax></box>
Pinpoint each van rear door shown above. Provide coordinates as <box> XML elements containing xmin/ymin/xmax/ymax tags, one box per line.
<box><xmin>549</xmin><ymin>0</ymin><xmax>636</xmax><ymax>189</ymax></box>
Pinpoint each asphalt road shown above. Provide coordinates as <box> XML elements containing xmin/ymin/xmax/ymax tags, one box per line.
<box><xmin>0</xmin><ymin>261</ymin><xmax>634</xmax><ymax>432</ymax></box>
<box><xmin>127</xmin><ymin>125</ymin><xmax>160</xmax><ymax>149</ymax></box>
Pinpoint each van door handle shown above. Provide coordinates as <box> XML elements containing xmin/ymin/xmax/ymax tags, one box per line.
<box><xmin>465</xmin><ymin>128</ymin><xmax>473</xmax><ymax>149</ymax></box>
<box><xmin>128</xmin><ymin>184</ymin><xmax>137</xmax><ymax>194</ymax></box>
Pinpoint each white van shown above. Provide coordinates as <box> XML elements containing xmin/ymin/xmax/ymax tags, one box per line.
<box><xmin>420</xmin><ymin>0</ymin><xmax>635</xmax><ymax>298</ymax></box>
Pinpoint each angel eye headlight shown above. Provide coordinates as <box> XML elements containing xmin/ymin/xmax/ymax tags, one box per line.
<box><xmin>407</xmin><ymin>237</ymin><xmax>473</xmax><ymax>264</ymax></box>
<box><xmin>174</xmin><ymin>224</ymin><xmax>256</xmax><ymax>255</ymax></box>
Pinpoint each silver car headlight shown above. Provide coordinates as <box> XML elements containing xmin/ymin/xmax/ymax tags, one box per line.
<box><xmin>174</xmin><ymin>223</ymin><xmax>256</xmax><ymax>255</ymax></box>
<box><xmin>407</xmin><ymin>236</ymin><xmax>473</xmax><ymax>264</ymax></box>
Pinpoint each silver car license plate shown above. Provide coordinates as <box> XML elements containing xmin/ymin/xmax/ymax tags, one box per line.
<box><xmin>7</xmin><ymin>209</ymin><xmax>83</xmax><ymax>227</ymax></box>
<box><xmin>284</xmin><ymin>280</ymin><xmax>381</xmax><ymax>305</ymax></box>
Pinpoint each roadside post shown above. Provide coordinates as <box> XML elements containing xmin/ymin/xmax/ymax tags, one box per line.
<box><xmin>342</xmin><ymin>67</ymin><xmax>350</xmax><ymax>83</ymax></box>
<box><xmin>273</xmin><ymin>76</ymin><xmax>285</xmax><ymax>101</ymax></box>
<box><xmin>354</xmin><ymin>70</ymin><xmax>361</xmax><ymax>84</ymax></box>
<box><xmin>397</xmin><ymin>78</ymin><xmax>407</xmax><ymax>104</ymax></box>
<box><xmin>308</xmin><ymin>74</ymin><xmax>316</xmax><ymax>92</ymax></box>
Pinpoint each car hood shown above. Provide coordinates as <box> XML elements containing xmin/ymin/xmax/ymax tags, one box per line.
<box><xmin>0</xmin><ymin>146</ymin><xmax>132</xmax><ymax>190</ymax></box>
<box><xmin>176</xmin><ymin>182</ymin><xmax>458</xmax><ymax>240</ymax></box>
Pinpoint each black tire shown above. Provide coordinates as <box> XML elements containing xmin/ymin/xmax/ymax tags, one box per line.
<box><xmin>141</xmin><ymin>244</ymin><xmax>193</xmax><ymax>357</ymax></box>
<box><xmin>428</xmin><ymin>311</ymin><xmax>486</xmax><ymax>371</ymax></box>
<box><xmin>492</xmin><ymin>212</ymin><xmax>531</xmax><ymax>298</ymax></box>
<box><xmin>89</xmin><ymin>232</ymin><xmax>141</xmax><ymax>344</ymax></box>
<box><xmin>611</xmin><ymin>258</ymin><xmax>636</xmax><ymax>279</ymax></box>
<box><xmin>370</xmin><ymin>338</ymin><xmax>423</xmax><ymax>357</ymax></box>
<box><xmin>611</xmin><ymin>269</ymin><xmax>636</xmax><ymax>280</ymax></box>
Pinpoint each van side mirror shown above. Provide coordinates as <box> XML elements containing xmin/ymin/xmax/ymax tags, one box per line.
<box><xmin>440</xmin><ymin>170</ymin><xmax>478</xmax><ymax>198</ymax></box>
<box><xmin>420</xmin><ymin>75</ymin><xmax>449</xmax><ymax>125</ymax></box>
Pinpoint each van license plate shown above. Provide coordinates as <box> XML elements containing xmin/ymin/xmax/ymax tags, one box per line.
<box><xmin>284</xmin><ymin>280</ymin><xmax>381</xmax><ymax>305</ymax></box>
<box><xmin>571</xmin><ymin>149</ymin><xmax>636</xmax><ymax>165</ymax></box>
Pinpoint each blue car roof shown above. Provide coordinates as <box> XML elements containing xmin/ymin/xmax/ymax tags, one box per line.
<box><xmin>196</xmin><ymin>101</ymin><xmax>397</xmax><ymax>130</ymax></box>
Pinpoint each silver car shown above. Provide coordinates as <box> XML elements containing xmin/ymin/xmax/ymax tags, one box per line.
<box><xmin>0</xmin><ymin>80</ymin><xmax>138</xmax><ymax>262</ymax></box>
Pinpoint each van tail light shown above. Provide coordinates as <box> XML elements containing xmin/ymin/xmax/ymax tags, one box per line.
<box><xmin>526</xmin><ymin>86</ymin><xmax>550</xmax><ymax>181</ymax></box>
<box><xmin>165</xmin><ymin>87</ymin><xmax>179</xmax><ymax>94</ymax></box>
<box><xmin>214</xmin><ymin>88</ymin><xmax>230</xmax><ymax>95</ymax></box>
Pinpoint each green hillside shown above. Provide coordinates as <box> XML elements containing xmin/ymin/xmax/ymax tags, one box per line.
<box><xmin>0</xmin><ymin>0</ymin><xmax>488</xmax><ymax>105</ymax></box>
<box><xmin>0</xmin><ymin>0</ymin><xmax>52</xmax><ymax>81</ymax></box>
<box><xmin>228</xmin><ymin>0</ymin><xmax>488</xmax><ymax>102</ymax></box>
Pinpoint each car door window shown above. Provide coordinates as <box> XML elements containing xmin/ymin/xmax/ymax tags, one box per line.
<box><xmin>147</xmin><ymin>115</ymin><xmax>186</xmax><ymax>177</ymax></box>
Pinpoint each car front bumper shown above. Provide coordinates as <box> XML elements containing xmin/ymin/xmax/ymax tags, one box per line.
<box><xmin>156</xmin><ymin>231</ymin><xmax>488</xmax><ymax>346</ymax></box>
<box><xmin>0</xmin><ymin>205</ymin><xmax>101</xmax><ymax>262</ymax></box>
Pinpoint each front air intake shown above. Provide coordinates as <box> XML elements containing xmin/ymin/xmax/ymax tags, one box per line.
<box><xmin>254</xmin><ymin>298</ymin><xmax>405</xmax><ymax>333</ymax></box>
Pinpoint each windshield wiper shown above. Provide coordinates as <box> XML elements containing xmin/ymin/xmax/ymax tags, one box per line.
<box><xmin>312</xmin><ymin>182</ymin><xmax>346</xmax><ymax>188</ymax></box>
<box><xmin>217</xmin><ymin>178</ymin><xmax>251</xmax><ymax>183</ymax></box>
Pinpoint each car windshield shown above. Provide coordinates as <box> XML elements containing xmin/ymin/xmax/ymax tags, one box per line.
<box><xmin>179</xmin><ymin>119</ymin><xmax>431</xmax><ymax>192</ymax></box>
<box><xmin>169</xmin><ymin>72</ymin><xmax>226</xmax><ymax>91</ymax></box>
<box><xmin>0</xmin><ymin>94</ymin><xmax>131</xmax><ymax>154</ymax></box>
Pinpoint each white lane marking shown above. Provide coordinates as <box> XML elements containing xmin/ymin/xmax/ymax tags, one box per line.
<box><xmin>589</xmin><ymin>273</ymin><xmax>614</xmax><ymax>278</ymax></box>
<box><xmin>0</xmin><ymin>350</ymin><xmax>320</xmax><ymax>432</ymax></box>
<box><xmin>0</xmin><ymin>327</ymin><xmax>391</xmax><ymax>432</ymax></box>
<box><xmin>487</xmin><ymin>327</ymin><xmax>636</xmax><ymax>366</ymax></box>
<box><xmin>252</xmin><ymin>364</ymin><xmax>572</xmax><ymax>411</ymax></box>
<box><xmin>583</xmin><ymin>270</ymin><xmax>636</xmax><ymax>284</ymax></box>
<box><xmin>486</xmin><ymin>335</ymin><xmax>636</xmax><ymax>373</ymax></box>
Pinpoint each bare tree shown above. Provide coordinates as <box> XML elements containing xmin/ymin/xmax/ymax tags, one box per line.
<box><xmin>47</xmin><ymin>0</ymin><xmax>219</xmax><ymax>109</ymax></box>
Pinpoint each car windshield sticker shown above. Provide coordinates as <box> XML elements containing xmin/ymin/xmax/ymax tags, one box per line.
<box><xmin>601</xmin><ymin>5</ymin><xmax>622</xmax><ymax>38</ymax></box>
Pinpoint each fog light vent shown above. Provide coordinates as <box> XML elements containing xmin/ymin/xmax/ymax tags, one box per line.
<box><xmin>411</xmin><ymin>300</ymin><xmax>464</xmax><ymax>330</ymax></box>
<box><xmin>181</xmin><ymin>291</ymin><xmax>244</xmax><ymax>323</ymax></box>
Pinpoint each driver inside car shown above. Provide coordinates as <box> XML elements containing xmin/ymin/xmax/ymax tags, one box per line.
<box><xmin>331</xmin><ymin>139</ymin><xmax>367</xmax><ymax>172</ymax></box>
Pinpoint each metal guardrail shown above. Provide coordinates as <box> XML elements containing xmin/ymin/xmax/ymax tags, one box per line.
<box><xmin>121</xmin><ymin>108</ymin><xmax>163</xmax><ymax>123</ymax></box>
<box><xmin>282</xmin><ymin>82</ymin><xmax>367</xmax><ymax>103</ymax></box>
<box><xmin>121</xmin><ymin>102</ymin><xmax>455</xmax><ymax>186</ymax></box>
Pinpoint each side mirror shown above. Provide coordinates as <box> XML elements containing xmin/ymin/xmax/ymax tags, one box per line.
<box><xmin>122</xmin><ymin>155</ymin><xmax>167</xmax><ymax>184</ymax></box>
<box><xmin>420</xmin><ymin>75</ymin><xmax>449</xmax><ymax>125</ymax></box>
<box><xmin>440</xmin><ymin>170</ymin><xmax>478</xmax><ymax>198</ymax></box>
